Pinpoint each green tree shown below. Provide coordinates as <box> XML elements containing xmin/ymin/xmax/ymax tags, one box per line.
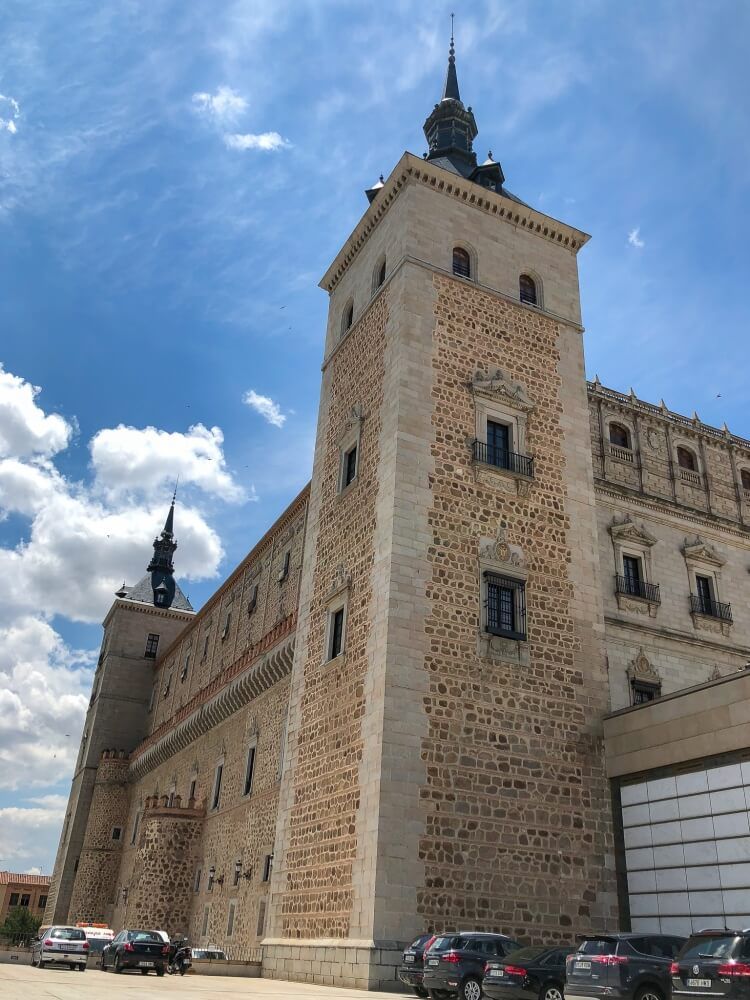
<box><xmin>0</xmin><ymin>906</ymin><xmax>42</xmax><ymax>944</ymax></box>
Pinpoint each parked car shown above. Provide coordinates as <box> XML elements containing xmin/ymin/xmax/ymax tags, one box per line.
<box><xmin>31</xmin><ymin>925</ymin><xmax>89</xmax><ymax>971</ymax></box>
<box><xmin>565</xmin><ymin>933</ymin><xmax>686</xmax><ymax>1000</ymax></box>
<box><xmin>77</xmin><ymin>924</ymin><xmax>114</xmax><ymax>957</ymax></box>
<box><xmin>671</xmin><ymin>927</ymin><xmax>750</xmax><ymax>1000</ymax></box>
<box><xmin>484</xmin><ymin>944</ymin><xmax>574</xmax><ymax>1000</ymax></box>
<box><xmin>100</xmin><ymin>928</ymin><xmax>169</xmax><ymax>975</ymax></box>
<box><xmin>399</xmin><ymin>933</ymin><xmax>436</xmax><ymax>997</ymax></box>
<box><xmin>422</xmin><ymin>931</ymin><xmax>523</xmax><ymax>1000</ymax></box>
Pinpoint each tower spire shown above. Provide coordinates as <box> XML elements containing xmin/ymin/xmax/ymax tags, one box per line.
<box><xmin>423</xmin><ymin>17</ymin><xmax>478</xmax><ymax>173</ymax></box>
<box><xmin>146</xmin><ymin>493</ymin><xmax>179</xmax><ymax>607</ymax></box>
<box><xmin>442</xmin><ymin>13</ymin><xmax>461</xmax><ymax>102</ymax></box>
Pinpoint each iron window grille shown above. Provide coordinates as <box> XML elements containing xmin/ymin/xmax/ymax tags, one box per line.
<box><xmin>452</xmin><ymin>247</ymin><xmax>471</xmax><ymax>278</ymax></box>
<box><xmin>473</xmin><ymin>439</ymin><xmax>534</xmax><ymax>479</ymax></box>
<box><xmin>615</xmin><ymin>574</ymin><xmax>661</xmax><ymax>604</ymax></box>
<box><xmin>519</xmin><ymin>274</ymin><xmax>538</xmax><ymax>305</ymax></box>
<box><xmin>690</xmin><ymin>593</ymin><xmax>732</xmax><ymax>621</ymax></box>
<box><xmin>631</xmin><ymin>680</ymin><xmax>661</xmax><ymax>705</ymax></box>
<box><xmin>484</xmin><ymin>572</ymin><xmax>527</xmax><ymax>641</ymax></box>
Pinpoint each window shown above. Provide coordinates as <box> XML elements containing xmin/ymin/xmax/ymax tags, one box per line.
<box><xmin>677</xmin><ymin>446</ymin><xmax>697</xmax><ymax>471</ymax></box>
<box><xmin>226</xmin><ymin>901</ymin><xmax>236</xmax><ymax>937</ymax></box>
<box><xmin>621</xmin><ymin>555</ymin><xmax>643</xmax><ymax>597</ymax></box>
<box><xmin>38</xmin><ymin>896</ymin><xmax>47</xmax><ymax>909</ymax></box>
<box><xmin>148</xmin><ymin>685</ymin><xmax>156</xmax><ymax>712</ymax></box>
<box><xmin>20</xmin><ymin>894</ymin><xmax>30</xmax><ymax>907</ymax></box>
<box><xmin>277</xmin><ymin>717</ymin><xmax>287</xmax><ymax>781</ymax></box>
<box><xmin>9</xmin><ymin>893</ymin><xmax>19</xmax><ymax>907</ymax></box>
<box><xmin>248</xmin><ymin>584</ymin><xmax>258</xmax><ymax>615</ymax></box>
<box><xmin>452</xmin><ymin>246</ymin><xmax>471</xmax><ymax>278</ymax></box>
<box><xmin>341</xmin><ymin>300</ymin><xmax>354</xmax><ymax>335</ymax></box>
<box><xmin>233</xmin><ymin>864</ymin><xmax>241</xmax><ymax>887</ymax></box>
<box><xmin>278</xmin><ymin>550</ymin><xmax>290</xmax><ymax>583</ymax></box>
<box><xmin>130</xmin><ymin>812</ymin><xmax>140</xmax><ymax>845</ymax></box>
<box><xmin>262</xmin><ymin>854</ymin><xmax>273</xmax><ymax>882</ymax></box>
<box><xmin>202</xmin><ymin>626</ymin><xmax>211</xmax><ymax>660</ymax></box>
<box><xmin>194</xmin><ymin>868</ymin><xmax>202</xmax><ymax>893</ymax></box>
<box><xmin>631</xmin><ymin>679</ymin><xmax>660</xmax><ymax>705</ymax></box>
<box><xmin>328</xmin><ymin>607</ymin><xmax>345</xmax><ymax>660</ymax></box>
<box><xmin>487</xmin><ymin>419</ymin><xmax>510</xmax><ymax>468</ymax></box>
<box><xmin>485</xmin><ymin>573</ymin><xmax>527</xmax><ymax>641</ymax></box>
<box><xmin>342</xmin><ymin>444</ymin><xmax>358</xmax><ymax>489</ymax></box>
<box><xmin>181</xmin><ymin>651</ymin><xmax>190</xmax><ymax>682</ymax></box>
<box><xmin>163</xmin><ymin>671</ymin><xmax>172</xmax><ymax>698</ymax></box>
<box><xmin>519</xmin><ymin>273</ymin><xmax>537</xmax><ymax>305</ymax></box>
<box><xmin>221</xmin><ymin>606</ymin><xmax>232</xmax><ymax>641</ymax></box>
<box><xmin>207</xmin><ymin>869</ymin><xmax>215</xmax><ymax>892</ymax></box>
<box><xmin>201</xmin><ymin>905</ymin><xmax>210</xmax><ymax>937</ymax></box>
<box><xmin>609</xmin><ymin>423</ymin><xmax>631</xmax><ymax>449</ymax></box>
<box><xmin>111</xmin><ymin>826</ymin><xmax>122</xmax><ymax>841</ymax></box>
<box><xmin>189</xmin><ymin>779</ymin><xmax>197</xmax><ymax>802</ymax></box>
<box><xmin>211</xmin><ymin>762</ymin><xmax>223</xmax><ymax>810</ymax></box>
<box><xmin>144</xmin><ymin>633</ymin><xmax>160</xmax><ymax>659</ymax></box>
<box><xmin>243</xmin><ymin>743</ymin><xmax>257</xmax><ymax>796</ymax></box>
<box><xmin>374</xmin><ymin>257</ymin><xmax>386</xmax><ymax>290</ymax></box>
<box><xmin>256</xmin><ymin>900</ymin><xmax>267</xmax><ymax>937</ymax></box>
<box><xmin>695</xmin><ymin>574</ymin><xmax>714</xmax><ymax>612</ymax></box>
<box><xmin>155</xmin><ymin>591</ymin><xmax>166</xmax><ymax>605</ymax></box>
<box><xmin>742</xmin><ymin>469</ymin><xmax>750</xmax><ymax>490</ymax></box>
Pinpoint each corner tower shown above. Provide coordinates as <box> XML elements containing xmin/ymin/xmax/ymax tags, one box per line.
<box><xmin>267</xmin><ymin>35</ymin><xmax>616</xmax><ymax>988</ymax></box>
<box><xmin>44</xmin><ymin>501</ymin><xmax>194</xmax><ymax>925</ymax></box>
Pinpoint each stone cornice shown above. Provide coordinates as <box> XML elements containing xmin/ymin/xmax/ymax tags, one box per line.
<box><xmin>595</xmin><ymin>485</ymin><xmax>750</xmax><ymax>542</ymax></box>
<box><xmin>103</xmin><ymin>600</ymin><xmax>194</xmax><ymax>630</ymax></box>
<box><xmin>604</xmin><ymin>615</ymin><xmax>750</xmax><ymax>657</ymax></box>
<box><xmin>320</xmin><ymin>151</ymin><xmax>590</xmax><ymax>293</ymax></box>
<box><xmin>129</xmin><ymin>614</ymin><xmax>296</xmax><ymax>779</ymax></box>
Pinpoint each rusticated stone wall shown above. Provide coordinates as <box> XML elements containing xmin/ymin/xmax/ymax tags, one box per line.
<box><xmin>67</xmin><ymin>751</ymin><xmax>130</xmax><ymax>925</ymax></box>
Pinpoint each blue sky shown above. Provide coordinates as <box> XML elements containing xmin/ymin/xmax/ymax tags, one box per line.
<box><xmin>0</xmin><ymin>0</ymin><xmax>748</xmax><ymax>873</ymax></box>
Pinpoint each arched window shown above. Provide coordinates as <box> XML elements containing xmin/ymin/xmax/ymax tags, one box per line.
<box><xmin>677</xmin><ymin>447</ymin><xmax>697</xmax><ymax>471</ymax></box>
<box><xmin>452</xmin><ymin>247</ymin><xmax>471</xmax><ymax>279</ymax></box>
<box><xmin>741</xmin><ymin>469</ymin><xmax>750</xmax><ymax>490</ymax></box>
<box><xmin>609</xmin><ymin>423</ymin><xmax>631</xmax><ymax>449</ymax></box>
<box><xmin>373</xmin><ymin>257</ymin><xmax>386</xmax><ymax>291</ymax></box>
<box><xmin>519</xmin><ymin>273</ymin><xmax>537</xmax><ymax>305</ymax></box>
<box><xmin>341</xmin><ymin>301</ymin><xmax>354</xmax><ymax>335</ymax></box>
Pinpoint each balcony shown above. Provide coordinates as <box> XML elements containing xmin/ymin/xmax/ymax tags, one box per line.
<box><xmin>615</xmin><ymin>575</ymin><xmax>661</xmax><ymax>604</ymax></box>
<box><xmin>690</xmin><ymin>594</ymin><xmax>732</xmax><ymax>622</ymax></box>
<box><xmin>609</xmin><ymin>444</ymin><xmax>635</xmax><ymax>463</ymax></box>
<box><xmin>679</xmin><ymin>467</ymin><xmax>702</xmax><ymax>486</ymax></box>
<box><xmin>472</xmin><ymin>440</ymin><xmax>534</xmax><ymax>479</ymax></box>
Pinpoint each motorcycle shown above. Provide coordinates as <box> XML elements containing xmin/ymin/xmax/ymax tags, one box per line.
<box><xmin>167</xmin><ymin>945</ymin><xmax>192</xmax><ymax>976</ymax></box>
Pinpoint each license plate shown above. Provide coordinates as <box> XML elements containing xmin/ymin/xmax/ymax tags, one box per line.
<box><xmin>687</xmin><ymin>980</ymin><xmax>711</xmax><ymax>988</ymax></box>
<box><xmin>576</xmin><ymin>961</ymin><xmax>592</xmax><ymax>971</ymax></box>
<box><xmin>429</xmin><ymin>958</ymin><xmax>439</xmax><ymax>966</ymax></box>
<box><xmin>404</xmin><ymin>955</ymin><xmax>415</xmax><ymax>963</ymax></box>
<box><xmin>490</xmin><ymin>969</ymin><xmax>505</xmax><ymax>977</ymax></box>
<box><xmin>139</xmin><ymin>961</ymin><xmax>154</xmax><ymax>967</ymax></box>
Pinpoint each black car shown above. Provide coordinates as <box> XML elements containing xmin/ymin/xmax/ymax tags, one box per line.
<box><xmin>100</xmin><ymin>928</ymin><xmax>169</xmax><ymax>975</ymax></box>
<box><xmin>422</xmin><ymin>931</ymin><xmax>523</xmax><ymax>1000</ymax></box>
<box><xmin>484</xmin><ymin>945</ymin><xmax>575</xmax><ymax>1000</ymax></box>
<box><xmin>399</xmin><ymin>933</ymin><xmax>436</xmax><ymax>997</ymax></box>
<box><xmin>565</xmin><ymin>933</ymin><xmax>686</xmax><ymax>1000</ymax></box>
<box><xmin>671</xmin><ymin>928</ymin><xmax>750</xmax><ymax>1000</ymax></box>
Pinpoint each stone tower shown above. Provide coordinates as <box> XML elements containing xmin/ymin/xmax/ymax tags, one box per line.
<box><xmin>44</xmin><ymin>501</ymin><xmax>194</xmax><ymax>925</ymax></box>
<box><xmin>265</xmin><ymin>37</ymin><xmax>617</xmax><ymax>987</ymax></box>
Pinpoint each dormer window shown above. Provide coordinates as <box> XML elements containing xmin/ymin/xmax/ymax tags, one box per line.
<box><xmin>519</xmin><ymin>273</ymin><xmax>537</xmax><ymax>305</ymax></box>
<box><xmin>452</xmin><ymin>247</ymin><xmax>471</xmax><ymax>279</ymax></box>
<box><xmin>609</xmin><ymin>423</ymin><xmax>631</xmax><ymax>449</ymax></box>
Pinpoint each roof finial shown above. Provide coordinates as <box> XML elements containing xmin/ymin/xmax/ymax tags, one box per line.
<box><xmin>450</xmin><ymin>12</ymin><xmax>455</xmax><ymax>53</ymax></box>
<box><xmin>442</xmin><ymin>13</ymin><xmax>461</xmax><ymax>101</ymax></box>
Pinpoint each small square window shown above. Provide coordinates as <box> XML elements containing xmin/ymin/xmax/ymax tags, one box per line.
<box><xmin>632</xmin><ymin>680</ymin><xmax>660</xmax><ymax>705</ymax></box>
<box><xmin>9</xmin><ymin>893</ymin><xmax>19</xmax><ymax>907</ymax></box>
<box><xmin>328</xmin><ymin>607</ymin><xmax>345</xmax><ymax>660</ymax></box>
<box><xmin>144</xmin><ymin>633</ymin><xmax>160</xmax><ymax>658</ymax></box>
<box><xmin>485</xmin><ymin>573</ymin><xmax>527</xmax><ymax>641</ymax></box>
<box><xmin>342</xmin><ymin>444</ymin><xmax>358</xmax><ymax>489</ymax></box>
<box><xmin>38</xmin><ymin>895</ymin><xmax>47</xmax><ymax>909</ymax></box>
<box><xmin>20</xmin><ymin>894</ymin><xmax>30</xmax><ymax>907</ymax></box>
<box><xmin>111</xmin><ymin>826</ymin><xmax>122</xmax><ymax>841</ymax></box>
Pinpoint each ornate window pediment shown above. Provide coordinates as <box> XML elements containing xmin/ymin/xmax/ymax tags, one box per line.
<box><xmin>627</xmin><ymin>648</ymin><xmax>661</xmax><ymax>686</ymax></box>
<box><xmin>682</xmin><ymin>536</ymin><xmax>725</xmax><ymax>567</ymax></box>
<box><xmin>336</xmin><ymin>404</ymin><xmax>365</xmax><ymax>446</ymax></box>
<box><xmin>469</xmin><ymin>369</ymin><xmax>534</xmax><ymax>413</ymax></box>
<box><xmin>324</xmin><ymin>563</ymin><xmax>351</xmax><ymax>604</ymax></box>
<box><xmin>609</xmin><ymin>515</ymin><xmax>657</xmax><ymax>548</ymax></box>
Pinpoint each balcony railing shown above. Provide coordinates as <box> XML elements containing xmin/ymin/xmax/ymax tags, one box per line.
<box><xmin>609</xmin><ymin>444</ymin><xmax>634</xmax><ymax>463</ymax></box>
<box><xmin>615</xmin><ymin>575</ymin><xmax>661</xmax><ymax>604</ymax></box>
<box><xmin>473</xmin><ymin>440</ymin><xmax>534</xmax><ymax>478</ymax></box>
<box><xmin>690</xmin><ymin>594</ymin><xmax>733</xmax><ymax>622</ymax></box>
<box><xmin>679</xmin><ymin>467</ymin><xmax>702</xmax><ymax>486</ymax></box>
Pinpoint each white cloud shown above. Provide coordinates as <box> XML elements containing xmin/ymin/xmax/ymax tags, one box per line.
<box><xmin>0</xmin><ymin>794</ymin><xmax>68</xmax><ymax>873</ymax></box>
<box><xmin>243</xmin><ymin>389</ymin><xmax>286</xmax><ymax>427</ymax></box>
<box><xmin>628</xmin><ymin>227</ymin><xmax>645</xmax><ymax>249</ymax></box>
<box><xmin>192</xmin><ymin>85</ymin><xmax>247</xmax><ymax>124</ymax></box>
<box><xmin>223</xmin><ymin>131</ymin><xmax>290</xmax><ymax>152</ymax></box>
<box><xmin>0</xmin><ymin>363</ymin><xmax>73</xmax><ymax>457</ymax></box>
<box><xmin>91</xmin><ymin>423</ymin><xmax>245</xmax><ymax>501</ymax></box>
<box><xmin>0</xmin><ymin>93</ymin><xmax>20</xmax><ymax>134</ymax></box>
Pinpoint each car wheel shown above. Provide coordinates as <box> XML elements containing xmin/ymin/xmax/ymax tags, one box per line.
<box><xmin>636</xmin><ymin>987</ymin><xmax>664</xmax><ymax>1000</ymax></box>
<box><xmin>38</xmin><ymin>959</ymin><xmax>45</xmax><ymax>969</ymax></box>
<box><xmin>460</xmin><ymin>977</ymin><xmax>483</xmax><ymax>1000</ymax></box>
<box><xmin>141</xmin><ymin>969</ymin><xmax>149</xmax><ymax>975</ymax></box>
<box><xmin>114</xmin><ymin>955</ymin><xmax>123</xmax><ymax>974</ymax></box>
<box><xmin>78</xmin><ymin>965</ymin><xmax>86</xmax><ymax>972</ymax></box>
<box><xmin>157</xmin><ymin>968</ymin><xmax>165</xmax><ymax>977</ymax></box>
<box><xmin>415</xmin><ymin>989</ymin><xmax>429</xmax><ymax>999</ymax></box>
<box><xmin>541</xmin><ymin>984</ymin><xmax>565</xmax><ymax>1000</ymax></box>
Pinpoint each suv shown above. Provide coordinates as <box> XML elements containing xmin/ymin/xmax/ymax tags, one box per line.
<box><xmin>422</xmin><ymin>931</ymin><xmax>523</xmax><ymax>1000</ymax></box>
<box><xmin>399</xmin><ymin>933</ymin><xmax>435</xmax><ymax>998</ymax></box>
<box><xmin>484</xmin><ymin>944</ymin><xmax>574</xmax><ymax>1000</ymax></box>
<box><xmin>566</xmin><ymin>933</ymin><xmax>685</xmax><ymax>1000</ymax></box>
<box><xmin>31</xmin><ymin>925</ymin><xmax>89</xmax><ymax>970</ymax></box>
<box><xmin>671</xmin><ymin>928</ymin><xmax>750</xmax><ymax>999</ymax></box>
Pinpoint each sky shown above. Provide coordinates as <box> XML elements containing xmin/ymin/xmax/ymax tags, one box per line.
<box><xmin>0</xmin><ymin>0</ymin><xmax>748</xmax><ymax>875</ymax></box>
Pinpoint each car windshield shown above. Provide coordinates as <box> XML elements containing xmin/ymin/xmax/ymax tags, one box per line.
<box><xmin>502</xmin><ymin>947</ymin><xmax>548</xmax><ymax>963</ymax></box>
<box><xmin>51</xmin><ymin>928</ymin><xmax>86</xmax><ymax>940</ymax></box>
<box><xmin>129</xmin><ymin>931</ymin><xmax>163</xmax><ymax>943</ymax></box>
<box><xmin>578</xmin><ymin>939</ymin><xmax>619</xmax><ymax>956</ymax></box>
<box><xmin>409</xmin><ymin>934</ymin><xmax>432</xmax><ymax>949</ymax></box>
<box><xmin>431</xmin><ymin>936</ymin><xmax>461</xmax><ymax>951</ymax></box>
<box><xmin>679</xmin><ymin>937</ymin><xmax>738</xmax><ymax>961</ymax></box>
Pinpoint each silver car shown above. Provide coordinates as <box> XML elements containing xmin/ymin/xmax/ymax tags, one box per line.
<box><xmin>31</xmin><ymin>925</ymin><xmax>89</xmax><ymax>970</ymax></box>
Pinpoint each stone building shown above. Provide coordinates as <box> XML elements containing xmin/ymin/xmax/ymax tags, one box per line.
<box><xmin>46</xmin><ymin>37</ymin><xmax>750</xmax><ymax>987</ymax></box>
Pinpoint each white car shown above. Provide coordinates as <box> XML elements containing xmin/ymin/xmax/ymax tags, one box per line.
<box><xmin>31</xmin><ymin>925</ymin><xmax>89</xmax><ymax>970</ymax></box>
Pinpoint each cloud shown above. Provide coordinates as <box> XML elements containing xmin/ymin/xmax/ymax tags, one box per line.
<box><xmin>0</xmin><ymin>93</ymin><xmax>20</xmax><ymax>134</ymax></box>
<box><xmin>243</xmin><ymin>389</ymin><xmax>286</xmax><ymax>427</ymax></box>
<box><xmin>0</xmin><ymin>363</ymin><xmax>73</xmax><ymax>458</ymax></box>
<box><xmin>91</xmin><ymin>423</ymin><xmax>245</xmax><ymax>501</ymax></box>
<box><xmin>223</xmin><ymin>131</ymin><xmax>290</xmax><ymax>152</ymax></box>
<box><xmin>0</xmin><ymin>794</ymin><xmax>68</xmax><ymax>873</ymax></box>
<box><xmin>192</xmin><ymin>85</ymin><xmax>247</xmax><ymax>124</ymax></box>
<box><xmin>628</xmin><ymin>227</ymin><xmax>645</xmax><ymax>249</ymax></box>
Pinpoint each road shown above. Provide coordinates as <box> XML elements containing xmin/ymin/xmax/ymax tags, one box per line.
<box><xmin>0</xmin><ymin>963</ymin><xmax>403</xmax><ymax>999</ymax></box>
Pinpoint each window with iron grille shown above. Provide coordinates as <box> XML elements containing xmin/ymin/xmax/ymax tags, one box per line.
<box><xmin>144</xmin><ymin>633</ymin><xmax>160</xmax><ymax>658</ymax></box>
<box><xmin>519</xmin><ymin>273</ymin><xmax>537</xmax><ymax>305</ymax></box>
<box><xmin>485</xmin><ymin>573</ymin><xmax>526</xmax><ymax>640</ymax></box>
<box><xmin>631</xmin><ymin>679</ymin><xmax>660</xmax><ymax>705</ymax></box>
<box><xmin>38</xmin><ymin>895</ymin><xmax>47</xmax><ymax>909</ymax></box>
<box><xmin>452</xmin><ymin>247</ymin><xmax>471</xmax><ymax>278</ymax></box>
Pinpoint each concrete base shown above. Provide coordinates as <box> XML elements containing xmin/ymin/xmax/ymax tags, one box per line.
<box><xmin>0</xmin><ymin>950</ymin><xmax>31</xmax><ymax>965</ymax></box>
<box><xmin>262</xmin><ymin>939</ymin><xmax>402</xmax><ymax>991</ymax></box>
<box><xmin>190</xmin><ymin>958</ymin><xmax>261</xmax><ymax>977</ymax></box>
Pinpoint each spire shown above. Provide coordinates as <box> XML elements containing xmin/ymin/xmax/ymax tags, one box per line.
<box><xmin>146</xmin><ymin>494</ymin><xmax>179</xmax><ymax>608</ymax></box>
<box><xmin>442</xmin><ymin>14</ymin><xmax>460</xmax><ymax>101</ymax></box>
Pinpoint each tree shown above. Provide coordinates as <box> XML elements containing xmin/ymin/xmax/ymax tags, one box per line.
<box><xmin>0</xmin><ymin>906</ymin><xmax>42</xmax><ymax>944</ymax></box>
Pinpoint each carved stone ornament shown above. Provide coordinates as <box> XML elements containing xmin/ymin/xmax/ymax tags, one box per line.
<box><xmin>479</xmin><ymin>525</ymin><xmax>525</xmax><ymax>570</ymax></box>
<box><xmin>609</xmin><ymin>515</ymin><xmax>657</xmax><ymax>548</ymax></box>
<box><xmin>469</xmin><ymin>368</ymin><xmax>535</xmax><ymax>413</ymax></box>
<box><xmin>336</xmin><ymin>404</ymin><xmax>365</xmax><ymax>446</ymax></box>
<box><xmin>692</xmin><ymin>614</ymin><xmax>732</xmax><ymax>637</ymax></box>
<box><xmin>626</xmin><ymin>648</ymin><xmax>661</xmax><ymax>685</ymax></box>
<box><xmin>708</xmin><ymin>664</ymin><xmax>722</xmax><ymax>681</ymax></box>
<box><xmin>325</xmin><ymin>563</ymin><xmax>351</xmax><ymax>602</ymax></box>
<box><xmin>477</xmin><ymin>631</ymin><xmax>530</xmax><ymax>667</ymax></box>
<box><xmin>616</xmin><ymin>593</ymin><xmax>659</xmax><ymax>618</ymax></box>
<box><xmin>682</xmin><ymin>536</ymin><xmax>725</xmax><ymax>567</ymax></box>
<box><xmin>645</xmin><ymin>426</ymin><xmax>662</xmax><ymax>451</ymax></box>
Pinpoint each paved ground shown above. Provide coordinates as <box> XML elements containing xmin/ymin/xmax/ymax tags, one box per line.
<box><xmin>0</xmin><ymin>963</ymin><xmax>405</xmax><ymax>999</ymax></box>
